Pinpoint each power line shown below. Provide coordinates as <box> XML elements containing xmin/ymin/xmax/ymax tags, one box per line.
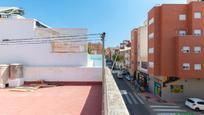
<box><xmin>0</xmin><ymin>39</ymin><xmax>101</xmax><ymax>45</ymax></box>
<box><xmin>1</xmin><ymin>33</ymin><xmax>101</xmax><ymax>42</ymax></box>
<box><xmin>2</xmin><ymin>36</ymin><xmax>99</xmax><ymax>43</ymax></box>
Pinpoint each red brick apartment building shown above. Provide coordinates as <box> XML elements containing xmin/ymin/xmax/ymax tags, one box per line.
<box><xmin>88</xmin><ymin>42</ymin><xmax>102</xmax><ymax>54</ymax></box>
<box><xmin>131</xmin><ymin>29</ymin><xmax>138</xmax><ymax>76</ymax></box>
<box><xmin>147</xmin><ymin>0</ymin><xmax>204</xmax><ymax>101</ymax></box>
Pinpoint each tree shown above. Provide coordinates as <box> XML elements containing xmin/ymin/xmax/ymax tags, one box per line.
<box><xmin>88</xmin><ymin>47</ymin><xmax>92</xmax><ymax>54</ymax></box>
<box><xmin>112</xmin><ymin>54</ymin><xmax>124</xmax><ymax>62</ymax></box>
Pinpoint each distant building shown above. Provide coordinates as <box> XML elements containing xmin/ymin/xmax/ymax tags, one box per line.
<box><xmin>119</xmin><ymin>40</ymin><xmax>131</xmax><ymax>71</ymax></box>
<box><xmin>105</xmin><ymin>48</ymin><xmax>112</xmax><ymax>60</ymax></box>
<box><xmin>131</xmin><ymin>29</ymin><xmax>137</xmax><ymax>76</ymax></box>
<box><xmin>88</xmin><ymin>42</ymin><xmax>102</xmax><ymax>54</ymax></box>
<box><xmin>187</xmin><ymin>0</ymin><xmax>204</xmax><ymax>3</ymax></box>
<box><xmin>131</xmin><ymin>22</ymin><xmax>148</xmax><ymax>84</ymax></box>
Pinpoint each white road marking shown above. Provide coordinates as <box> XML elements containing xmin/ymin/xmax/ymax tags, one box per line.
<box><xmin>133</xmin><ymin>92</ymin><xmax>145</xmax><ymax>104</ymax></box>
<box><xmin>150</xmin><ymin>105</ymin><xmax>181</xmax><ymax>108</ymax></box>
<box><xmin>157</xmin><ymin>113</ymin><xmax>177</xmax><ymax>115</ymax></box>
<box><xmin>120</xmin><ymin>90</ymin><xmax>127</xmax><ymax>95</ymax></box>
<box><xmin>129</xmin><ymin>93</ymin><xmax>138</xmax><ymax>104</ymax></box>
<box><xmin>153</xmin><ymin>109</ymin><xmax>186</xmax><ymax>112</ymax></box>
<box><xmin>124</xmin><ymin>94</ymin><xmax>133</xmax><ymax>104</ymax></box>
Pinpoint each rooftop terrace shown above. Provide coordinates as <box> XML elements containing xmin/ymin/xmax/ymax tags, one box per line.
<box><xmin>0</xmin><ymin>84</ymin><xmax>102</xmax><ymax>115</ymax></box>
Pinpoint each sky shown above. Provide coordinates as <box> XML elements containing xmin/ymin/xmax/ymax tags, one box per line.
<box><xmin>0</xmin><ymin>0</ymin><xmax>186</xmax><ymax>47</ymax></box>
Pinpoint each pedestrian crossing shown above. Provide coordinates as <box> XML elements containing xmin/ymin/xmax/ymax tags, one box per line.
<box><xmin>150</xmin><ymin>105</ymin><xmax>188</xmax><ymax>115</ymax></box>
<box><xmin>120</xmin><ymin>90</ymin><xmax>144</xmax><ymax>105</ymax></box>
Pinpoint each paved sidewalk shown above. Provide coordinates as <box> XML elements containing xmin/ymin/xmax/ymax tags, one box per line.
<box><xmin>138</xmin><ymin>92</ymin><xmax>176</xmax><ymax>105</ymax></box>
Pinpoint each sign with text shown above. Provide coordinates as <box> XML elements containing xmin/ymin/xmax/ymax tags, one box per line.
<box><xmin>52</xmin><ymin>41</ymin><xmax>87</xmax><ymax>53</ymax></box>
<box><xmin>170</xmin><ymin>85</ymin><xmax>184</xmax><ymax>93</ymax></box>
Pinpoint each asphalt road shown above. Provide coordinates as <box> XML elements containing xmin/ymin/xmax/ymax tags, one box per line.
<box><xmin>112</xmin><ymin>70</ymin><xmax>203</xmax><ymax>115</ymax></box>
<box><xmin>112</xmin><ymin>71</ymin><xmax>153</xmax><ymax>115</ymax></box>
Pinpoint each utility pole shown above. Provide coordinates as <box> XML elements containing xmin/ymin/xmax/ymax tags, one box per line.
<box><xmin>101</xmin><ymin>32</ymin><xmax>106</xmax><ymax>80</ymax></box>
<box><xmin>101</xmin><ymin>32</ymin><xmax>106</xmax><ymax>115</ymax></box>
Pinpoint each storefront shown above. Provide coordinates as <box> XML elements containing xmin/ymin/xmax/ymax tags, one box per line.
<box><xmin>137</xmin><ymin>71</ymin><xmax>149</xmax><ymax>91</ymax></box>
<box><xmin>152</xmin><ymin>77</ymin><xmax>163</xmax><ymax>97</ymax></box>
<box><xmin>154</xmin><ymin>81</ymin><xmax>162</xmax><ymax>97</ymax></box>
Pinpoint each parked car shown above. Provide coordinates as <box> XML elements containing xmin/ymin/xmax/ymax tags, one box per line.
<box><xmin>117</xmin><ymin>70</ymin><xmax>130</xmax><ymax>79</ymax></box>
<box><xmin>106</xmin><ymin>60</ymin><xmax>113</xmax><ymax>69</ymax></box>
<box><xmin>125</xmin><ymin>76</ymin><xmax>133</xmax><ymax>81</ymax></box>
<box><xmin>117</xmin><ymin>71</ymin><xmax>123</xmax><ymax>79</ymax></box>
<box><xmin>185</xmin><ymin>98</ymin><xmax>204</xmax><ymax>111</ymax></box>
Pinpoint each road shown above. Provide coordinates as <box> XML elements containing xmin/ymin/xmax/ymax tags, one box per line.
<box><xmin>112</xmin><ymin>71</ymin><xmax>153</xmax><ymax>115</ymax></box>
<box><xmin>112</xmin><ymin>70</ymin><xmax>202</xmax><ymax>115</ymax></box>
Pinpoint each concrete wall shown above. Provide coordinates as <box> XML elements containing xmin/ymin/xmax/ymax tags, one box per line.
<box><xmin>24</xmin><ymin>66</ymin><xmax>102</xmax><ymax>82</ymax></box>
<box><xmin>0</xmin><ymin>44</ymin><xmax>87</xmax><ymax>66</ymax></box>
<box><xmin>0</xmin><ymin>19</ymin><xmax>88</xmax><ymax>66</ymax></box>
<box><xmin>0</xmin><ymin>18</ymin><xmax>98</xmax><ymax>82</ymax></box>
<box><xmin>103</xmin><ymin>68</ymin><xmax>129</xmax><ymax>115</ymax></box>
<box><xmin>0</xmin><ymin>19</ymin><xmax>35</xmax><ymax>39</ymax></box>
<box><xmin>162</xmin><ymin>78</ymin><xmax>204</xmax><ymax>102</ymax></box>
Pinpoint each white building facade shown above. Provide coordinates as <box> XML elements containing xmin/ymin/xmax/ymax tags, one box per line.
<box><xmin>0</xmin><ymin>7</ymin><xmax>102</xmax><ymax>82</ymax></box>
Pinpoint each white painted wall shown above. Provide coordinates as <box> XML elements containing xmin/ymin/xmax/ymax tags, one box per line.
<box><xmin>0</xmin><ymin>19</ymin><xmax>35</xmax><ymax>39</ymax></box>
<box><xmin>0</xmin><ymin>44</ymin><xmax>87</xmax><ymax>66</ymax></box>
<box><xmin>24</xmin><ymin>67</ymin><xmax>102</xmax><ymax>82</ymax></box>
<box><xmin>137</xmin><ymin>23</ymin><xmax>148</xmax><ymax>72</ymax></box>
<box><xmin>0</xmin><ymin>18</ymin><xmax>102</xmax><ymax>82</ymax></box>
<box><xmin>0</xmin><ymin>19</ymin><xmax>88</xmax><ymax>66</ymax></box>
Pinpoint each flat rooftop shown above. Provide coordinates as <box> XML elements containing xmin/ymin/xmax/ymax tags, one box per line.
<box><xmin>0</xmin><ymin>84</ymin><xmax>102</xmax><ymax>115</ymax></box>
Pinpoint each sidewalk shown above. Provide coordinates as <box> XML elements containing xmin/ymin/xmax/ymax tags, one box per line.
<box><xmin>127</xmin><ymin>79</ymin><xmax>178</xmax><ymax>105</ymax></box>
<box><xmin>138</xmin><ymin>92</ymin><xmax>176</xmax><ymax>105</ymax></box>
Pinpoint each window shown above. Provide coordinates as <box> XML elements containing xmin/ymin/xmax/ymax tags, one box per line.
<box><xmin>179</xmin><ymin>14</ymin><xmax>186</xmax><ymax>21</ymax></box>
<box><xmin>149</xmin><ymin>62</ymin><xmax>154</xmax><ymax>68</ymax></box>
<box><xmin>194</xmin><ymin>12</ymin><xmax>201</xmax><ymax>19</ymax></box>
<box><xmin>36</xmin><ymin>21</ymin><xmax>48</xmax><ymax>28</ymax></box>
<box><xmin>182</xmin><ymin>46</ymin><xmax>190</xmax><ymax>53</ymax></box>
<box><xmin>194</xmin><ymin>46</ymin><xmax>201</xmax><ymax>53</ymax></box>
<box><xmin>149</xmin><ymin>18</ymin><xmax>154</xmax><ymax>25</ymax></box>
<box><xmin>187</xmin><ymin>99</ymin><xmax>195</xmax><ymax>104</ymax></box>
<box><xmin>148</xmin><ymin>48</ymin><xmax>154</xmax><ymax>54</ymax></box>
<box><xmin>194</xmin><ymin>64</ymin><xmax>201</xmax><ymax>70</ymax></box>
<box><xmin>148</xmin><ymin>33</ymin><xmax>154</xmax><ymax>39</ymax></box>
<box><xmin>183</xmin><ymin>63</ymin><xmax>190</xmax><ymax>70</ymax></box>
<box><xmin>179</xmin><ymin>30</ymin><xmax>186</xmax><ymax>36</ymax></box>
<box><xmin>197</xmin><ymin>102</ymin><xmax>204</xmax><ymax>105</ymax></box>
<box><xmin>194</xmin><ymin>29</ymin><xmax>201</xmax><ymax>36</ymax></box>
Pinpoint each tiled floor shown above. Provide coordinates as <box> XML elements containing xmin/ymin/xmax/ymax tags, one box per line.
<box><xmin>0</xmin><ymin>85</ymin><xmax>102</xmax><ymax>115</ymax></box>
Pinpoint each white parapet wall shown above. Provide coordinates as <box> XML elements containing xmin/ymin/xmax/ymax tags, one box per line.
<box><xmin>24</xmin><ymin>66</ymin><xmax>102</xmax><ymax>82</ymax></box>
<box><xmin>103</xmin><ymin>68</ymin><xmax>129</xmax><ymax>115</ymax></box>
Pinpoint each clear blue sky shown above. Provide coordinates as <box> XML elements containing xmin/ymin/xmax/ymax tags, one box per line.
<box><xmin>0</xmin><ymin>0</ymin><xmax>186</xmax><ymax>47</ymax></box>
